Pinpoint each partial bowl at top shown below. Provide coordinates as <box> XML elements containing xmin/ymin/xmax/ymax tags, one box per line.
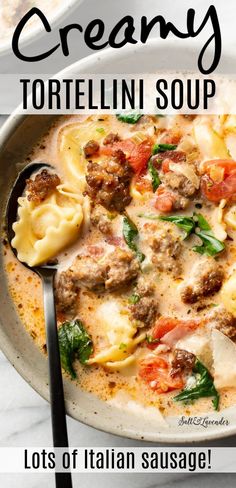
<box><xmin>0</xmin><ymin>0</ymin><xmax>83</xmax><ymax>57</ymax></box>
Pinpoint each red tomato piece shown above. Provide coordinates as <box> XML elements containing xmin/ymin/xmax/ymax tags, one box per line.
<box><xmin>139</xmin><ymin>356</ymin><xmax>184</xmax><ymax>393</ymax></box>
<box><xmin>161</xmin><ymin>158</ymin><xmax>171</xmax><ymax>173</ymax></box>
<box><xmin>154</xmin><ymin>187</ymin><xmax>175</xmax><ymax>212</ymax></box>
<box><xmin>148</xmin><ymin>317</ymin><xmax>199</xmax><ymax>350</ymax></box>
<box><xmin>202</xmin><ymin>159</ymin><xmax>236</xmax><ymax>177</ymax></box>
<box><xmin>151</xmin><ymin>150</ymin><xmax>186</xmax><ymax>167</ymax></box>
<box><xmin>101</xmin><ymin>139</ymin><xmax>152</xmax><ymax>174</ymax></box>
<box><xmin>152</xmin><ymin>317</ymin><xmax>179</xmax><ymax>340</ymax></box>
<box><xmin>201</xmin><ymin>173</ymin><xmax>236</xmax><ymax>202</ymax></box>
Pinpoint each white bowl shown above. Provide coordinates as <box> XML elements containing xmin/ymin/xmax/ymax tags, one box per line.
<box><xmin>1</xmin><ymin>39</ymin><xmax>236</xmax><ymax>443</ymax></box>
<box><xmin>0</xmin><ymin>0</ymin><xmax>83</xmax><ymax>57</ymax></box>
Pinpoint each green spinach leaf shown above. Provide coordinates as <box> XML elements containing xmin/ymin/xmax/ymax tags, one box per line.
<box><xmin>159</xmin><ymin>215</ymin><xmax>196</xmax><ymax>239</ymax></box>
<box><xmin>123</xmin><ymin>215</ymin><xmax>145</xmax><ymax>262</ymax></box>
<box><xmin>152</xmin><ymin>143</ymin><xmax>177</xmax><ymax>155</ymax></box>
<box><xmin>174</xmin><ymin>359</ymin><xmax>219</xmax><ymax>410</ymax></box>
<box><xmin>58</xmin><ymin>319</ymin><xmax>93</xmax><ymax>379</ymax></box>
<box><xmin>158</xmin><ymin>213</ymin><xmax>225</xmax><ymax>255</ymax></box>
<box><xmin>117</xmin><ymin>113</ymin><xmax>142</xmax><ymax>124</ymax></box>
<box><xmin>148</xmin><ymin>160</ymin><xmax>161</xmax><ymax>192</ymax></box>
<box><xmin>193</xmin><ymin>231</ymin><xmax>225</xmax><ymax>257</ymax></box>
<box><xmin>194</xmin><ymin>213</ymin><xmax>211</xmax><ymax>231</ymax></box>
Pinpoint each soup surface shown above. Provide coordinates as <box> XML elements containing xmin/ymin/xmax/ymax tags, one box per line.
<box><xmin>5</xmin><ymin>113</ymin><xmax>236</xmax><ymax>418</ymax></box>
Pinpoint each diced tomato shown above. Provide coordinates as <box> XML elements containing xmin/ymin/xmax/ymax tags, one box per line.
<box><xmin>148</xmin><ymin>317</ymin><xmax>199</xmax><ymax>350</ymax></box>
<box><xmin>161</xmin><ymin>321</ymin><xmax>198</xmax><ymax>347</ymax></box>
<box><xmin>201</xmin><ymin>159</ymin><xmax>236</xmax><ymax>177</ymax></box>
<box><xmin>154</xmin><ymin>186</ymin><xmax>175</xmax><ymax>213</ymax></box>
<box><xmin>161</xmin><ymin>158</ymin><xmax>171</xmax><ymax>173</ymax></box>
<box><xmin>139</xmin><ymin>356</ymin><xmax>184</xmax><ymax>393</ymax></box>
<box><xmin>151</xmin><ymin>150</ymin><xmax>186</xmax><ymax>167</ymax></box>
<box><xmin>151</xmin><ymin>317</ymin><xmax>179</xmax><ymax>341</ymax></box>
<box><xmin>200</xmin><ymin>159</ymin><xmax>236</xmax><ymax>202</ymax></box>
<box><xmin>201</xmin><ymin>173</ymin><xmax>236</xmax><ymax>202</ymax></box>
<box><xmin>101</xmin><ymin>139</ymin><xmax>152</xmax><ymax>174</ymax></box>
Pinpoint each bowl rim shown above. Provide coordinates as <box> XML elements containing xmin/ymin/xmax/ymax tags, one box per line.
<box><xmin>1</xmin><ymin>38</ymin><xmax>236</xmax><ymax>443</ymax></box>
<box><xmin>0</xmin><ymin>0</ymin><xmax>83</xmax><ymax>57</ymax></box>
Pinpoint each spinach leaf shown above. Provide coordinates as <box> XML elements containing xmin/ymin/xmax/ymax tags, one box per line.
<box><xmin>139</xmin><ymin>212</ymin><xmax>225</xmax><ymax>256</ymax></box>
<box><xmin>193</xmin><ymin>231</ymin><xmax>225</xmax><ymax>257</ymax></box>
<box><xmin>159</xmin><ymin>215</ymin><xmax>196</xmax><ymax>239</ymax></box>
<box><xmin>159</xmin><ymin>213</ymin><xmax>225</xmax><ymax>255</ymax></box>
<box><xmin>117</xmin><ymin>113</ymin><xmax>142</xmax><ymax>124</ymax></box>
<box><xmin>192</xmin><ymin>213</ymin><xmax>225</xmax><ymax>256</ymax></box>
<box><xmin>148</xmin><ymin>160</ymin><xmax>161</xmax><ymax>192</ymax></box>
<box><xmin>123</xmin><ymin>215</ymin><xmax>145</xmax><ymax>262</ymax></box>
<box><xmin>58</xmin><ymin>319</ymin><xmax>93</xmax><ymax>379</ymax></box>
<box><xmin>194</xmin><ymin>213</ymin><xmax>211</xmax><ymax>231</ymax></box>
<box><xmin>152</xmin><ymin>143</ymin><xmax>177</xmax><ymax>155</ymax></box>
<box><xmin>174</xmin><ymin>360</ymin><xmax>219</xmax><ymax>410</ymax></box>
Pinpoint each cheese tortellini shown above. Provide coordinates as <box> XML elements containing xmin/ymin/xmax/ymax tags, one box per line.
<box><xmin>88</xmin><ymin>299</ymin><xmax>145</xmax><ymax>370</ymax></box>
<box><xmin>221</xmin><ymin>272</ymin><xmax>236</xmax><ymax>317</ymax></box>
<box><xmin>194</xmin><ymin>117</ymin><xmax>229</xmax><ymax>160</ymax></box>
<box><xmin>224</xmin><ymin>205</ymin><xmax>236</xmax><ymax>230</ymax></box>
<box><xmin>12</xmin><ymin>184</ymin><xmax>83</xmax><ymax>267</ymax></box>
<box><xmin>59</xmin><ymin>116</ymin><xmax>109</xmax><ymax>192</ymax></box>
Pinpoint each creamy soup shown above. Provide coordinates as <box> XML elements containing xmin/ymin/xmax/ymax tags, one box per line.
<box><xmin>5</xmin><ymin>113</ymin><xmax>236</xmax><ymax>418</ymax></box>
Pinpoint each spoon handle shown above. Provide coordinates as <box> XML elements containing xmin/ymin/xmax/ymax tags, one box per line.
<box><xmin>41</xmin><ymin>270</ymin><xmax>73</xmax><ymax>488</ymax></box>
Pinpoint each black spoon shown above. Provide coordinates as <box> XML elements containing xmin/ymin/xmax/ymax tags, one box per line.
<box><xmin>6</xmin><ymin>162</ymin><xmax>73</xmax><ymax>488</ymax></box>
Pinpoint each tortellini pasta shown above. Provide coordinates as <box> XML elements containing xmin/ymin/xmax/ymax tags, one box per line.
<box><xmin>224</xmin><ymin>205</ymin><xmax>236</xmax><ymax>230</ymax></box>
<box><xmin>211</xmin><ymin>199</ymin><xmax>227</xmax><ymax>241</ymax></box>
<box><xmin>194</xmin><ymin>117</ymin><xmax>229</xmax><ymax>160</ymax></box>
<box><xmin>12</xmin><ymin>184</ymin><xmax>83</xmax><ymax>267</ymax></box>
<box><xmin>58</xmin><ymin>116</ymin><xmax>109</xmax><ymax>192</ymax></box>
<box><xmin>221</xmin><ymin>272</ymin><xmax>236</xmax><ymax>317</ymax></box>
<box><xmin>88</xmin><ymin>299</ymin><xmax>145</xmax><ymax>370</ymax></box>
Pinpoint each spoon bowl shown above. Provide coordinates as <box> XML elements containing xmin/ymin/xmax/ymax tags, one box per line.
<box><xmin>6</xmin><ymin>161</ymin><xmax>55</xmax><ymax>267</ymax></box>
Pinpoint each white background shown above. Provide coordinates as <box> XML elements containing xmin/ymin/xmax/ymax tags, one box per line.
<box><xmin>1</xmin><ymin>1</ymin><xmax>236</xmax><ymax>487</ymax></box>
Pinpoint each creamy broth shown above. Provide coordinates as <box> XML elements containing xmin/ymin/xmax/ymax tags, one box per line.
<box><xmin>5</xmin><ymin>113</ymin><xmax>236</xmax><ymax>418</ymax></box>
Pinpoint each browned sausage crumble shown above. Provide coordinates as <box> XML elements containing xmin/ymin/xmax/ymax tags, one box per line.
<box><xmin>83</xmin><ymin>140</ymin><xmax>100</xmax><ymax>158</ymax></box>
<box><xmin>55</xmin><ymin>271</ymin><xmax>79</xmax><ymax>314</ymax></box>
<box><xmin>151</xmin><ymin>229</ymin><xmax>182</xmax><ymax>277</ymax></box>
<box><xmin>26</xmin><ymin>169</ymin><xmax>60</xmax><ymax>203</ymax></box>
<box><xmin>170</xmin><ymin>349</ymin><xmax>196</xmax><ymax>377</ymax></box>
<box><xmin>91</xmin><ymin>205</ymin><xmax>112</xmax><ymax>234</ymax></box>
<box><xmin>85</xmin><ymin>149</ymin><xmax>133</xmax><ymax>212</ymax></box>
<box><xmin>207</xmin><ymin>306</ymin><xmax>236</xmax><ymax>342</ymax></box>
<box><xmin>130</xmin><ymin>277</ymin><xmax>158</xmax><ymax>326</ymax></box>
<box><xmin>61</xmin><ymin>248</ymin><xmax>139</xmax><ymax>292</ymax></box>
<box><xmin>181</xmin><ymin>260</ymin><xmax>224</xmax><ymax>304</ymax></box>
<box><xmin>103</xmin><ymin>132</ymin><xmax>121</xmax><ymax>145</ymax></box>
